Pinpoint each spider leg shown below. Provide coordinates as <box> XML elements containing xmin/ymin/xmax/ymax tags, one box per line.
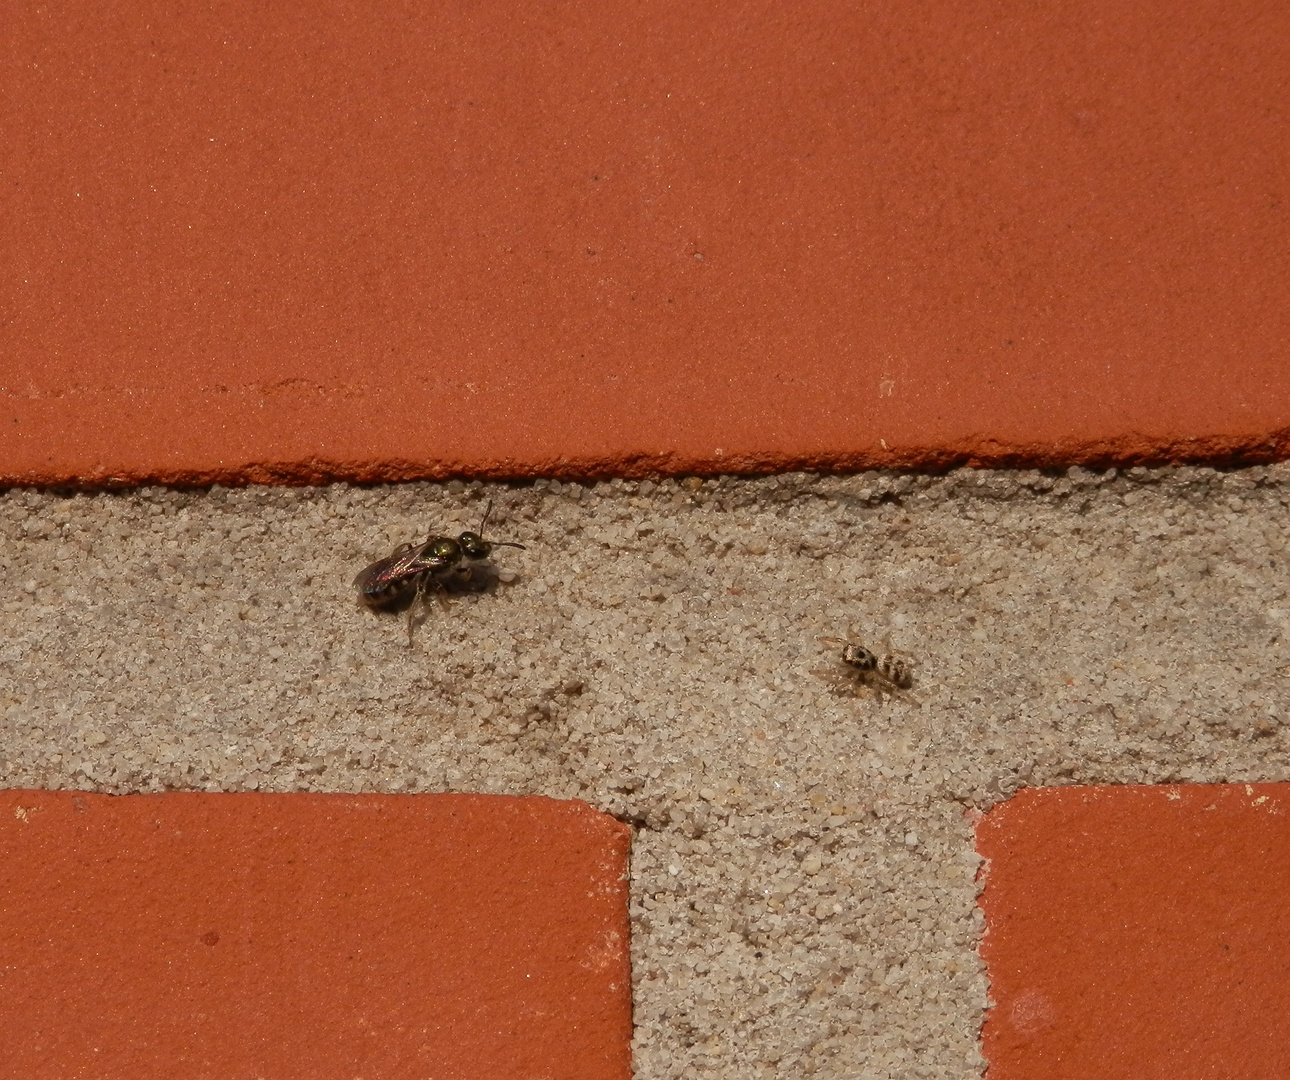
<box><xmin>812</xmin><ymin>668</ymin><xmax>871</xmax><ymax>697</ymax></box>
<box><xmin>874</xmin><ymin>675</ymin><xmax>922</xmax><ymax>706</ymax></box>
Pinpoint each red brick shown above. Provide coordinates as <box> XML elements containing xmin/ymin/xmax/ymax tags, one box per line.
<box><xmin>4</xmin><ymin>2</ymin><xmax>1288</xmax><ymax>484</ymax></box>
<box><xmin>976</xmin><ymin>784</ymin><xmax>1290</xmax><ymax>1079</ymax></box>
<box><xmin>0</xmin><ymin>791</ymin><xmax>631</xmax><ymax>1080</ymax></box>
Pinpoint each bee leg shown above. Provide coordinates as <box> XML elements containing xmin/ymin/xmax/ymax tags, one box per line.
<box><xmin>406</xmin><ymin>572</ymin><xmax>430</xmax><ymax>647</ymax></box>
<box><xmin>407</xmin><ymin>576</ymin><xmax>453</xmax><ymax>645</ymax></box>
<box><xmin>405</xmin><ymin>590</ymin><xmax>420</xmax><ymax>646</ymax></box>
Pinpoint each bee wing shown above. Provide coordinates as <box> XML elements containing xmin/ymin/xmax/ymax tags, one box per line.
<box><xmin>354</xmin><ymin>541</ymin><xmax>445</xmax><ymax>593</ymax></box>
<box><xmin>352</xmin><ymin>553</ymin><xmax>408</xmax><ymax>592</ymax></box>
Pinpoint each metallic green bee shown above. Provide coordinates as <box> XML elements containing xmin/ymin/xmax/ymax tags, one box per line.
<box><xmin>353</xmin><ymin>502</ymin><xmax>524</xmax><ymax>644</ymax></box>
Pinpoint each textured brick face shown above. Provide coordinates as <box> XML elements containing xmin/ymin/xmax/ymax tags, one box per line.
<box><xmin>4</xmin><ymin>3</ymin><xmax>1288</xmax><ymax>482</ymax></box>
<box><xmin>977</xmin><ymin>784</ymin><xmax>1290</xmax><ymax>1080</ymax></box>
<box><xmin>0</xmin><ymin>792</ymin><xmax>632</xmax><ymax>1080</ymax></box>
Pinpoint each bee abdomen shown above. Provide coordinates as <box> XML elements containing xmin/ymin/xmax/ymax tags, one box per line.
<box><xmin>359</xmin><ymin>581</ymin><xmax>412</xmax><ymax>609</ymax></box>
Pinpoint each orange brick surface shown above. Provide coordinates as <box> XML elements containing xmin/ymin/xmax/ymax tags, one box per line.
<box><xmin>0</xmin><ymin>791</ymin><xmax>632</xmax><ymax>1080</ymax></box>
<box><xmin>4</xmin><ymin>1</ymin><xmax>1288</xmax><ymax>483</ymax></box>
<box><xmin>976</xmin><ymin>784</ymin><xmax>1290</xmax><ymax>1079</ymax></box>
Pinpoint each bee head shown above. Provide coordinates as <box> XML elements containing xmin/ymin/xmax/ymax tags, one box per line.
<box><xmin>457</xmin><ymin>531</ymin><xmax>490</xmax><ymax>560</ymax></box>
<box><xmin>459</xmin><ymin>529</ymin><xmax>525</xmax><ymax>560</ymax></box>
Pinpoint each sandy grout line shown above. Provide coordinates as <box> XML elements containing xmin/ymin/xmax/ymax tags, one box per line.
<box><xmin>2</xmin><ymin>464</ymin><xmax>1288</xmax><ymax>1078</ymax></box>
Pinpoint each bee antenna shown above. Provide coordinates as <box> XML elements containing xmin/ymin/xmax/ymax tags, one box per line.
<box><xmin>491</xmin><ymin>541</ymin><xmax>526</xmax><ymax>550</ymax></box>
<box><xmin>478</xmin><ymin>499</ymin><xmax>495</xmax><ymax>535</ymax></box>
